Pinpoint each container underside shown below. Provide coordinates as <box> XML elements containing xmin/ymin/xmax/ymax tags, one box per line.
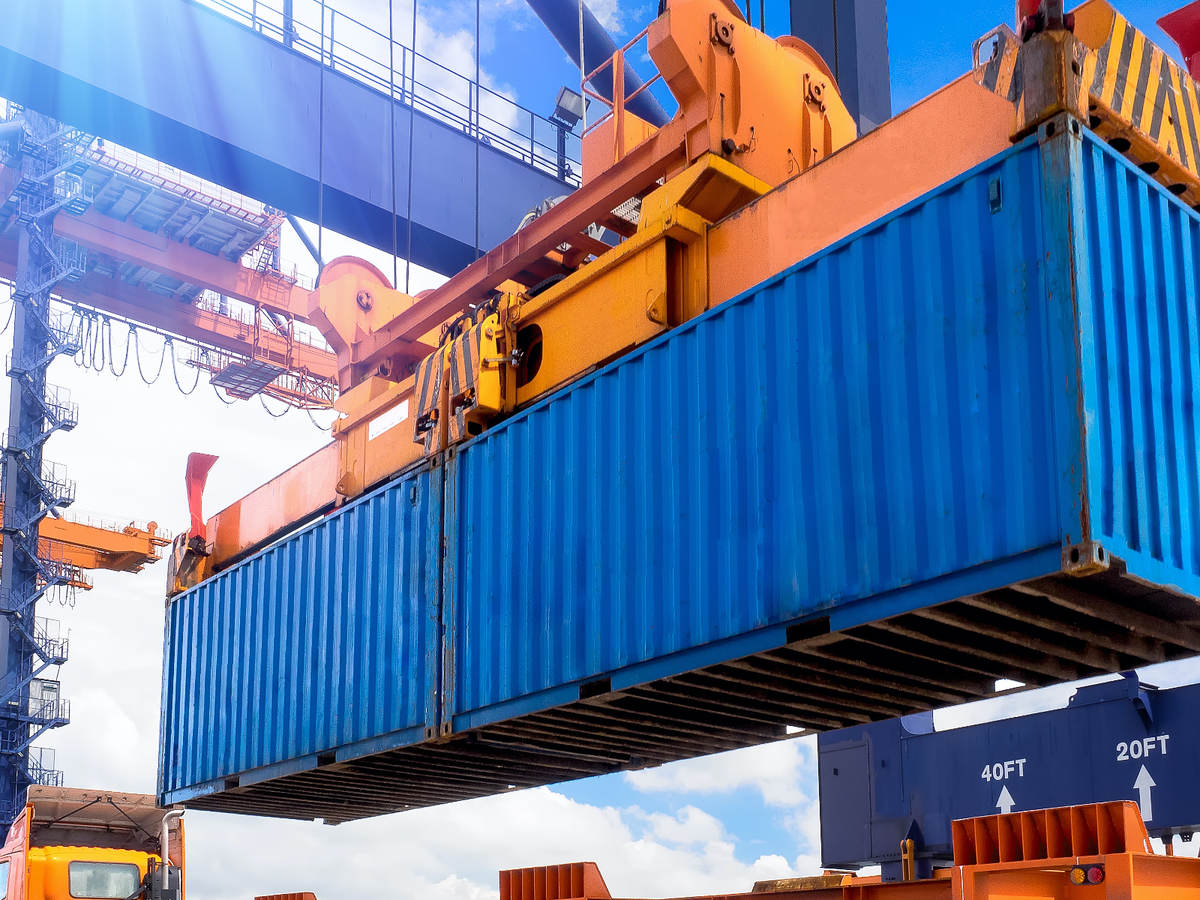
<box><xmin>182</xmin><ymin>563</ymin><xmax>1200</xmax><ymax>824</ymax></box>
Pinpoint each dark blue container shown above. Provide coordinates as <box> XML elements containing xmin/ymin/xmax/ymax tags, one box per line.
<box><xmin>818</xmin><ymin>675</ymin><xmax>1200</xmax><ymax>878</ymax></box>
<box><xmin>160</xmin><ymin>122</ymin><xmax>1200</xmax><ymax>822</ymax></box>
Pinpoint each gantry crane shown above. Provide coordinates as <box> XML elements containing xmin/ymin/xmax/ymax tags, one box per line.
<box><xmin>0</xmin><ymin>105</ymin><xmax>309</xmax><ymax>824</ymax></box>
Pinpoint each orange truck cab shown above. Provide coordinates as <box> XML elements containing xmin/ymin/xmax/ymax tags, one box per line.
<box><xmin>0</xmin><ymin>788</ymin><xmax>183</xmax><ymax>900</ymax></box>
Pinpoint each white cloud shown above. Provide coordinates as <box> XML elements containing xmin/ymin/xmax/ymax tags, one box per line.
<box><xmin>177</xmin><ymin>787</ymin><xmax>799</xmax><ymax>900</ymax></box>
<box><xmin>636</xmin><ymin>805</ymin><xmax>726</xmax><ymax>846</ymax></box>
<box><xmin>625</xmin><ymin>737</ymin><xmax>815</xmax><ymax>809</ymax></box>
<box><xmin>587</xmin><ymin>0</ymin><xmax>624</xmax><ymax>33</ymax></box>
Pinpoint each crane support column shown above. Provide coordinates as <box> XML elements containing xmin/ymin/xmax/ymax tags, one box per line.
<box><xmin>0</xmin><ymin>109</ymin><xmax>86</xmax><ymax>825</ymax></box>
<box><xmin>789</xmin><ymin>0</ymin><xmax>891</xmax><ymax>132</ymax></box>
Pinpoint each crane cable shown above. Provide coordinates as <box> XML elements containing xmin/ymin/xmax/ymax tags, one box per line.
<box><xmin>106</xmin><ymin>319</ymin><xmax>132</xmax><ymax>377</ymax></box>
<box><xmin>55</xmin><ymin>302</ymin><xmax>331</xmax><ymax>426</ymax></box>
<box><xmin>258</xmin><ymin>393</ymin><xmax>289</xmax><ymax>418</ymax></box>
<box><xmin>132</xmin><ymin>327</ymin><xmax>169</xmax><ymax>385</ymax></box>
<box><xmin>168</xmin><ymin>340</ymin><xmax>202</xmax><ymax>396</ymax></box>
<box><xmin>404</xmin><ymin>0</ymin><xmax>418</xmax><ymax>292</ymax></box>
<box><xmin>579</xmin><ymin>0</ymin><xmax>587</xmax><ymax>132</ymax></box>
<box><xmin>306</xmin><ymin>406</ymin><xmax>333</xmax><ymax>431</ymax></box>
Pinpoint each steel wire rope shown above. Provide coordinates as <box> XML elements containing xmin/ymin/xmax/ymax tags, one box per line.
<box><xmin>579</xmin><ymin>0</ymin><xmax>586</xmax><ymax>131</ymax></box>
<box><xmin>473</xmin><ymin>0</ymin><xmax>480</xmax><ymax>261</ymax></box>
<box><xmin>390</xmin><ymin>0</ymin><xmax>399</xmax><ymax>288</ymax></box>
<box><xmin>70</xmin><ymin>312</ymin><xmax>87</xmax><ymax>367</ymax></box>
<box><xmin>167</xmin><ymin>340</ymin><xmax>202</xmax><ymax>396</ymax></box>
<box><xmin>306</xmin><ymin>406</ymin><xmax>333</xmax><ymax>431</ymax></box>
<box><xmin>72</xmin><ymin>312</ymin><xmax>99</xmax><ymax>370</ymax></box>
<box><xmin>88</xmin><ymin>315</ymin><xmax>106</xmax><ymax>372</ymax></box>
<box><xmin>318</xmin><ymin>0</ymin><xmax>327</xmax><ymax>266</ymax></box>
<box><xmin>99</xmin><ymin>318</ymin><xmax>117</xmax><ymax>373</ymax></box>
<box><xmin>105</xmin><ymin>321</ymin><xmax>133</xmax><ymax>378</ymax></box>
<box><xmin>0</xmin><ymin>295</ymin><xmax>15</xmax><ymax>337</ymax></box>
<box><xmin>91</xmin><ymin>316</ymin><xmax>105</xmax><ymax>371</ymax></box>
<box><xmin>258</xmin><ymin>393</ymin><xmax>290</xmax><ymax>418</ymax></box>
<box><xmin>404</xmin><ymin>0</ymin><xmax>417</xmax><ymax>291</ymax></box>
<box><xmin>211</xmin><ymin>382</ymin><xmax>237</xmax><ymax>406</ymax></box>
<box><xmin>133</xmin><ymin>329</ymin><xmax>169</xmax><ymax>385</ymax></box>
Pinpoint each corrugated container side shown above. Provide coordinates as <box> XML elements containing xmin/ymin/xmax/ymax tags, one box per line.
<box><xmin>159</xmin><ymin>465</ymin><xmax>441</xmax><ymax>800</ymax></box>
<box><xmin>1075</xmin><ymin>131</ymin><xmax>1200</xmax><ymax>597</ymax></box>
<box><xmin>445</xmin><ymin>140</ymin><xmax>1078</xmax><ymax>728</ymax></box>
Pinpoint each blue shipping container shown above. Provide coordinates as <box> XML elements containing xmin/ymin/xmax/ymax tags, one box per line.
<box><xmin>160</xmin><ymin>121</ymin><xmax>1200</xmax><ymax>822</ymax></box>
<box><xmin>160</xmin><ymin>464</ymin><xmax>442</xmax><ymax>820</ymax></box>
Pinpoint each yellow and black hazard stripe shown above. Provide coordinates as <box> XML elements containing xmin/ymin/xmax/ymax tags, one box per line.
<box><xmin>1086</xmin><ymin>9</ymin><xmax>1200</xmax><ymax>205</ymax></box>
<box><xmin>977</xmin><ymin>27</ymin><xmax>1024</xmax><ymax>103</ymax></box>
<box><xmin>446</xmin><ymin>324</ymin><xmax>483</xmax><ymax>445</ymax></box>
<box><xmin>447</xmin><ymin>323</ymin><xmax>482</xmax><ymax>402</ymax></box>
<box><xmin>975</xmin><ymin>7</ymin><xmax>1200</xmax><ymax>207</ymax></box>
<box><xmin>413</xmin><ymin>346</ymin><xmax>445</xmax><ymax>451</ymax></box>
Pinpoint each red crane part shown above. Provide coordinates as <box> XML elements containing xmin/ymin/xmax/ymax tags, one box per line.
<box><xmin>1160</xmin><ymin>2</ymin><xmax>1200</xmax><ymax>80</ymax></box>
<box><xmin>185</xmin><ymin>452</ymin><xmax>219</xmax><ymax>541</ymax></box>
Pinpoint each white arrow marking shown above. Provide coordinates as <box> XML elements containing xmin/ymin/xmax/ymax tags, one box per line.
<box><xmin>996</xmin><ymin>785</ymin><xmax>1016</xmax><ymax>814</ymax></box>
<box><xmin>1134</xmin><ymin>765</ymin><xmax>1156</xmax><ymax>822</ymax></box>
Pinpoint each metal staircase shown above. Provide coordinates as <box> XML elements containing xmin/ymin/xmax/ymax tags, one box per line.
<box><xmin>0</xmin><ymin>109</ymin><xmax>87</xmax><ymax>824</ymax></box>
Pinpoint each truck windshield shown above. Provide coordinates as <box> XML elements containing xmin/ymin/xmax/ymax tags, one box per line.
<box><xmin>67</xmin><ymin>861</ymin><xmax>141</xmax><ymax>899</ymax></box>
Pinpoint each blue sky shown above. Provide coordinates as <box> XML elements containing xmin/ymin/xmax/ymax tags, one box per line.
<box><xmin>469</xmin><ymin>1</ymin><xmax>1186</xmax><ymax>125</ymax></box>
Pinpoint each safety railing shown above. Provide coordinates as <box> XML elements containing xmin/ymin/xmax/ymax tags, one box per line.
<box><xmin>581</xmin><ymin>27</ymin><xmax>664</xmax><ymax>166</ymax></box>
<box><xmin>85</xmin><ymin>143</ymin><xmax>281</xmax><ymax>230</ymax></box>
<box><xmin>25</xmin><ymin>746</ymin><xmax>62</xmax><ymax>786</ymax></box>
<box><xmin>31</xmin><ymin>617</ymin><xmax>68</xmax><ymax>664</ymax></box>
<box><xmin>24</xmin><ymin>763</ymin><xmax>64</xmax><ymax>789</ymax></box>
<box><xmin>192</xmin><ymin>290</ymin><xmax>331</xmax><ymax>351</ymax></box>
<box><xmin>191</xmin><ymin>0</ymin><xmax>583</xmax><ymax>185</ymax></box>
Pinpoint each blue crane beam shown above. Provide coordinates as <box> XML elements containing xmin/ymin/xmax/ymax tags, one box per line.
<box><xmin>818</xmin><ymin>674</ymin><xmax>1200</xmax><ymax>881</ymax></box>
<box><xmin>524</xmin><ymin>0</ymin><xmax>670</xmax><ymax>127</ymax></box>
<box><xmin>0</xmin><ymin>0</ymin><xmax>575</xmax><ymax>277</ymax></box>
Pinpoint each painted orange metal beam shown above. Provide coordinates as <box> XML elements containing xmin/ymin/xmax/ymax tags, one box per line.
<box><xmin>51</xmin><ymin>207</ymin><xmax>313</xmax><ymax>318</ymax></box>
<box><xmin>37</xmin><ymin>516</ymin><xmax>168</xmax><ymax>573</ymax></box>
<box><xmin>0</xmin><ymin>503</ymin><xmax>168</xmax><ymax>575</ymax></box>
<box><xmin>350</xmin><ymin>117</ymin><xmax>691</xmax><ymax>374</ymax></box>
<box><xmin>706</xmin><ymin>75</ymin><xmax>1017</xmax><ymax>307</ymax></box>
<box><xmin>0</xmin><ymin>240</ymin><xmax>339</xmax><ymax>380</ymax></box>
<box><xmin>206</xmin><ymin>442</ymin><xmax>340</xmax><ymax>569</ymax></box>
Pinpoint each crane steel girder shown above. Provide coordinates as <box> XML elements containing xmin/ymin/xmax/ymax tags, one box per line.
<box><xmin>0</xmin><ymin>506</ymin><xmax>168</xmax><ymax>575</ymax></box>
<box><xmin>524</xmin><ymin>0</ymin><xmax>671</xmax><ymax>126</ymax></box>
<box><xmin>0</xmin><ymin>0</ymin><xmax>573</xmax><ymax>276</ymax></box>
<box><xmin>51</xmin><ymin>209</ymin><xmax>311</xmax><ymax>319</ymax></box>
<box><xmin>0</xmin><ymin>243</ymin><xmax>339</xmax><ymax>383</ymax></box>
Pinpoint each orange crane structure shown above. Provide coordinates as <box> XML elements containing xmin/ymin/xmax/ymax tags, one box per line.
<box><xmin>4</xmin><ymin>509</ymin><xmax>168</xmax><ymax>591</ymax></box>
<box><xmin>0</xmin><ymin>133</ymin><xmax>340</xmax><ymax>410</ymax></box>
